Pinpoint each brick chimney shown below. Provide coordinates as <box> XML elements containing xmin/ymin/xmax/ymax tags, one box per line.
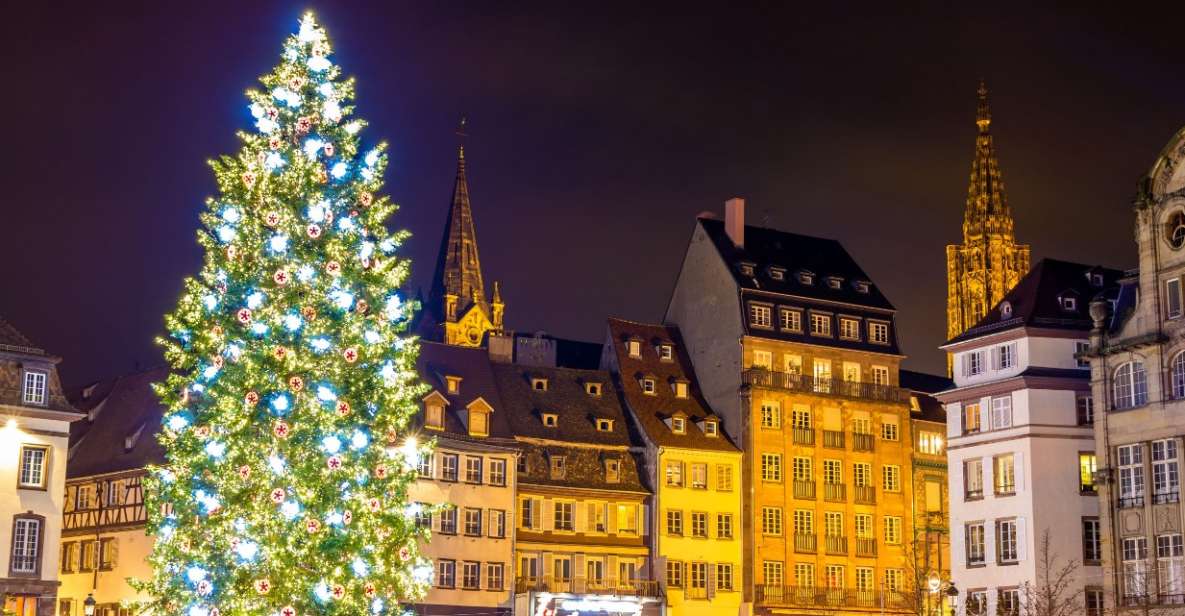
<box><xmin>725</xmin><ymin>197</ymin><xmax>744</xmax><ymax>247</ymax></box>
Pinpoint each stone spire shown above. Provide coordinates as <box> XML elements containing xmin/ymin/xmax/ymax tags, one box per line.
<box><xmin>963</xmin><ymin>80</ymin><xmax>1013</xmax><ymax>242</ymax></box>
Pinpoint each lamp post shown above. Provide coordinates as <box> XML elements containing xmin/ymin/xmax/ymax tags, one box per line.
<box><xmin>945</xmin><ymin>583</ymin><xmax>959</xmax><ymax>616</ymax></box>
<box><xmin>83</xmin><ymin>593</ymin><xmax>96</xmax><ymax>616</ymax></box>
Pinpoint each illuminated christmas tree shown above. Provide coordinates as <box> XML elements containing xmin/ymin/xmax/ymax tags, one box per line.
<box><xmin>137</xmin><ymin>14</ymin><xmax>432</xmax><ymax>616</ymax></box>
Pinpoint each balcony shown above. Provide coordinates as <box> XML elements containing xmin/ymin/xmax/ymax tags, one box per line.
<box><xmin>756</xmin><ymin>586</ymin><xmax>907</xmax><ymax>610</ymax></box>
<box><xmin>824</xmin><ymin>482</ymin><xmax>847</xmax><ymax>502</ymax></box>
<box><xmin>965</xmin><ymin>488</ymin><xmax>983</xmax><ymax>501</ymax></box>
<box><xmin>794</xmin><ymin>479</ymin><xmax>816</xmax><ymax>500</ymax></box>
<box><xmin>794</xmin><ymin>533</ymin><xmax>817</xmax><ymax>554</ymax></box>
<box><xmin>852</xmin><ymin>433</ymin><xmax>875</xmax><ymax>452</ymax></box>
<box><xmin>1119</xmin><ymin>494</ymin><xmax>1145</xmax><ymax>509</ymax></box>
<box><xmin>514</xmin><ymin>576</ymin><xmax>662</xmax><ymax>598</ymax></box>
<box><xmin>855</xmin><ymin>538</ymin><xmax>877</xmax><ymax>558</ymax></box>
<box><xmin>822</xmin><ymin>430</ymin><xmax>845</xmax><ymax>449</ymax></box>
<box><xmin>824</xmin><ymin>535</ymin><xmax>848</xmax><ymax>556</ymax></box>
<box><xmin>854</xmin><ymin>485</ymin><xmax>876</xmax><ymax>505</ymax></box>
<box><xmin>994</xmin><ymin>483</ymin><xmax>1016</xmax><ymax>497</ymax></box>
<box><xmin>1154</xmin><ymin>491</ymin><xmax>1180</xmax><ymax>505</ymax></box>
<box><xmin>743</xmin><ymin>369</ymin><xmax>911</xmax><ymax>404</ymax></box>
<box><xmin>792</xmin><ymin>427</ymin><xmax>815</xmax><ymax>446</ymax></box>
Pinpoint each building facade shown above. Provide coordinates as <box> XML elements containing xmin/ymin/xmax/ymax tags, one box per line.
<box><xmin>603</xmin><ymin>318</ymin><xmax>746</xmax><ymax>616</ymax></box>
<box><xmin>946</xmin><ymin>82</ymin><xmax>1031</xmax><ymax>357</ymax></box>
<box><xmin>666</xmin><ymin>200</ymin><xmax>923</xmax><ymax>615</ymax></box>
<box><xmin>940</xmin><ymin>260</ymin><xmax>1118</xmax><ymax>616</ymax></box>
<box><xmin>0</xmin><ymin>319</ymin><xmax>82</xmax><ymax>616</ymax></box>
<box><xmin>412</xmin><ymin>342</ymin><xmax>519</xmax><ymax>615</ymax></box>
<box><xmin>902</xmin><ymin>371</ymin><xmax>953</xmax><ymax>616</ymax></box>
<box><xmin>1087</xmin><ymin>125</ymin><xmax>1185</xmax><ymax>613</ymax></box>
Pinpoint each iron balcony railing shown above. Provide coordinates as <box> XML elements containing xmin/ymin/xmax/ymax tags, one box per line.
<box><xmin>743</xmin><ymin>370</ymin><xmax>911</xmax><ymax>404</ymax></box>
<box><xmin>756</xmin><ymin>586</ymin><xmax>908</xmax><ymax>610</ymax></box>
<box><xmin>1119</xmin><ymin>494</ymin><xmax>1145</xmax><ymax>509</ymax></box>
<box><xmin>852</xmin><ymin>432</ymin><xmax>875</xmax><ymax>452</ymax></box>
<box><xmin>514</xmin><ymin>576</ymin><xmax>662</xmax><ymax>598</ymax></box>
<box><xmin>824</xmin><ymin>482</ymin><xmax>846</xmax><ymax>502</ymax></box>
<box><xmin>792</xmin><ymin>427</ymin><xmax>815</xmax><ymax>446</ymax></box>
<box><xmin>965</xmin><ymin>488</ymin><xmax>984</xmax><ymax>501</ymax></box>
<box><xmin>824</xmin><ymin>535</ymin><xmax>848</xmax><ymax>556</ymax></box>
<box><xmin>794</xmin><ymin>479</ymin><xmax>816</xmax><ymax>500</ymax></box>
<box><xmin>854</xmin><ymin>485</ymin><xmax>876</xmax><ymax>505</ymax></box>
<box><xmin>822</xmin><ymin>430</ymin><xmax>845</xmax><ymax>449</ymax></box>
<box><xmin>855</xmin><ymin>538</ymin><xmax>877</xmax><ymax>558</ymax></box>
<box><xmin>1155</xmin><ymin>490</ymin><xmax>1180</xmax><ymax>505</ymax></box>
<box><xmin>994</xmin><ymin>482</ymin><xmax>1016</xmax><ymax>497</ymax></box>
<box><xmin>794</xmin><ymin>533</ymin><xmax>817</xmax><ymax>554</ymax></box>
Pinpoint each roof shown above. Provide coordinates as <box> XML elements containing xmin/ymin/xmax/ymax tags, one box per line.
<box><xmin>605</xmin><ymin>318</ymin><xmax>739</xmax><ymax>452</ymax></box>
<box><xmin>946</xmin><ymin>258</ymin><xmax>1125</xmax><ymax>345</ymax></box>
<box><xmin>416</xmin><ymin>341</ymin><xmax>514</xmax><ymax>443</ymax></box>
<box><xmin>554</xmin><ymin>337</ymin><xmax>604</xmax><ymax>370</ymax></box>
<box><xmin>698</xmin><ymin>217</ymin><xmax>894</xmax><ymax>310</ymax></box>
<box><xmin>423</xmin><ymin>145</ymin><xmax>489</xmax><ymax>335</ymax></box>
<box><xmin>67</xmin><ymin>367</ymin><xmax>168</xmax><ymax>478</ymax></box>
<box><xmin>492</xmin><ymin>363</ymin><xmax>636</xmax><ymax>447</ymax></box>
<box><xmin>899</xmin><ymin>369</ymin><xmax>953</xmax><ymax>394</ymax></box>
<box><xmin>0</xmin><ymin>318</ymin><xmax>42</xmax><ymax>354</ymax></box>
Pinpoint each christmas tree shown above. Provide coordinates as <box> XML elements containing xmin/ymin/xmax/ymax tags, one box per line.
<box><xmin>138</xmin><ymin>14</ymin><xmax>432</xmax><ymax>616</ymax></box>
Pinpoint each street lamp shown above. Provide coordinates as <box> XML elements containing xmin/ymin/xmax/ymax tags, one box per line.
<box><xmin>945</xmin><ymin>583</ymin><xmax>959</xmax><ymax>615</ymax></box>
<box><xmin>83</xmin><ymin>593</ymin><xmax>96</xmax><ymax>616</ymax></box>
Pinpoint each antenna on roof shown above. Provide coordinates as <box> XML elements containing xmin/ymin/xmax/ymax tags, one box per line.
<box><xmin>455</xmin><ymin>115</ymin><xmax>468</xmax><ymax>159</ymax></box>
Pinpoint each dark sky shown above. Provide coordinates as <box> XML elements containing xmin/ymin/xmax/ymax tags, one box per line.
<box><xmin>4</xmin><ymin>2</ymin><xmax>1185</xmax><ymax>385</ymax></box>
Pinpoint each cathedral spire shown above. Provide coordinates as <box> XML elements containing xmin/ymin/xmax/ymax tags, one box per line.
<box><xmin>976</xmin><ymin>79</ymin><xmax>991</xmax><ymax>133</ymax></box>
<box><xmin>964</xmin><ymin>79</ymin><xmax>1012</xmax><ymax>241</ymax></box>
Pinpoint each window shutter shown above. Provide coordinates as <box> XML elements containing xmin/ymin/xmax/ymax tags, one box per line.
<box><xmin>991</xmin><ymin>347</ymin><xmax>1000</xmax><ymax>370</ymax></box>
<box><xmin>1014</xmin><ymin>452</ymin><xmax>1025</xmax><ymax>493</ymax></box>
<box><xmin>574</xmin><ymin>553</ymin><xmax>586</xmax><ymax>580</ymax></box>
<box><xmin>607</xmin><ymin>504</ymin><xmax>618</xmax><ymax>534</ymax></box>
<box><xmin>708</xmin><ymin>564</ymin><xmax>717</xmax><ymax>598</ymax></box>
<box><xmin>531</xmin><ymin>499</ymin><xmax>542</xmax><ymax>530</ymax></box>
<box><xmin>542</xmin><ymin>499</ymin><xmax>554</xmax><ymax>531</ymax></box>
<box><xmin>543</xmin><ymin>553</ymin><xmax>554</xmax><ymax>579</ymax></box>
<box><xmin>983</xmin><ymin>458</ymin><xmax>994</xmax><ymax>497</ymax></box>
<box><xmin>109</xmin><ymin>539</ymin><xmax>119</xmax><ymax>568</ymax></box>
<box><xmin>608</xmin><ymin>555</ymin><xmax>619</xmax><ymax>583</ymax></box>
<box><xmin>1017</xmin><ymin>517</ymin><xmax>1028</xmax><ymax>561</ymax></box>
<box><xmin>952</xmin><ymin>523</ymin><xmax>966</xmax><ymax>567</ymax></box>
<box><xmin>985</xmin><ymin>521</ymin><xmax>996</xmax><ymax>563</ymax></box>
<box><xmin>640</xmin><ymin>504</ymin><xmax>649</xmax><ymax>536</ymax></box>
<box><xmin>586</xmin><ymin>503</ymin><xmax>596</xmax><ymax>532</ymax></box>
<box><xmin>575</xmin><ymin>502</ymin><xmax>586</xmax><ymax>533</ymax></box>
<box><xmin>961</xmin><ymin>354</ymin><xmax>968</xmax><ymax>377</ymax></box>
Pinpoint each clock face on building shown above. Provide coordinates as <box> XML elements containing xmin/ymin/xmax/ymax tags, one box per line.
<box><xmin>464</xmin><ymin>324</ymin><xmax>482</xmax><ymax>344</ymax></box>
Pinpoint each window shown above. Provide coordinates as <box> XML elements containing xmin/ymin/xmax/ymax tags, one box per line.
<box><xmin>792</xmin><ymin>456</ymin><xmax>812</xmax><ymax>484</ymax></box>
<box><xmin>1083</xmin><ymin>517</ymin><xmax>1102</xmax><ymax>564</ymax></box>
<box><xmin>997</xmin><ymin>519</ymin><xmax>1019</xmax><ymax>563</ymax></box>
<box><xmin>881</xmin><ymin>417</ymin><xmax>899</xmax><ymax>441</ymax></box>
<box><xmin>967</xmin><ymin>591</ymin><xmax>988</xmax><ymax>616</ymax></box>
<box><xmin>587</xmin><ymin>502</ymin><xmax>607</xmax><ymax>533</ymax></box>
<box><xmin>1158</xmin><ymin>534</ymin><xmax>1184</xmax><ymax>600</ymax></box>
<box><xmin>531</xmin><ymin>377</ymin><xmax>548</xmax><ymax>391</ymax></box>
<box><xmin>445</xmin><ymin>375</ymin><xmax>462</xmax><ymax>394</ymax></box>
<box><xmin>882</xmin><ymin>465</ymin><xmax>900</xmax><ymax>492</ymax></box>
<box><xmin>813</xmin><ymin>359</ymin><xmax>832</xmax><ymax>393</ymax></box>
<box><xmin>703</xmin><ymin>420</ymin><xmax>718</xmax><ymax>436</ymax></box>
<box><xmin>761</xmin><ymin>453</ymin><xmax>782</xmax><ymax>482</ymax></box>
<box><xmin>1080</xmin><ymin>453</ymin><xmax>1097</xmax><ymax>493</ymax></box>
<box><xmin>966</xmin><ymin>522</ymin><xmax>985</xmax><ymax>565</ymax></box>
<box><xmin>761</xmin><ymin>507</ymin><xmax>782</xmax><ymax>536</ymax></box>
<box><xmin>780</xmin><ymin>309</ymin><xmax>802</xmax><ymax>332</ymax></box>
<box><xmin>1113</xmin><ymin>361</ymin><xmax>1148</xmax><ymax>409</ymax></box>
<box><xmin>843</xmin><ymin>362</ymin><xmax>860</xmax><ymax>383</ymax></box>
<box><xmin>752</xmin><ymin>350</ymin><xmax>773</xmax><ymax>369</ymax></box>
<box><xmin>1119</xmin><ymin>444</ymin><xmax>1146</xmax><ymax>508</ymax></box>
<box><xmin>793</xmin><ymin>509</ymin><xmax>813</xmax><ymax>535</ymax></box>
<box><xmin>439</xmin><ymin>507</ymin><xmax>457</xmax><ymax>534</ymax></box>
<box><xmin>964</xmin><ymin>351</ymin><xmax>984</xmax><ymax>376</ymax></box>
<box><xmin>486</xmin><ymin>563</ymin><xmax>504</xmax><ymax>591</ymax></box>
<box><xmin>750</xmin><ymin>304</ymin><xmax>772</xmax><ymax>327</ymax></box>
<box><xmin>1077</xmin><ymin>393</ymin><xmax>1095</xmax><ymax>425</ymax></box>
<box><xmin>994</xmin><ymin>454</ymin><xmax>1016</xmax><ymax>495</ymax></box>
<box><xmin>918</xmin><ymin>431</ymin><xmax>943</xmax><ymax>455</ymax></box>
<box><xmin>674</xmin><ymin>381</ymin><xmax>689</xmax><ymax>398</ymax></box>
<box><xmin>17</xmin><ymin>446</ymin><xmax>48</xmax><ymax>489</ymax></box>
<box><xmin>795</xmin><ymin>563</ymin><xmax>815</xmax><ymax>588</ymax></box>
<box><xmin>464</xmin><ymin>456</ymin><xmax>482</xmax><ymax>483</ymax></box>
<box><xmin>691</xmin><ymin>512</ymin><xmax>708</xmax><ymax>538</ymax></box>
<box><xmin>462</xmin><ymin>561</ymin><xmax>480</xmax><ymax>589</ymax></box>
<box><xmin>641</xmin><ymin>378</ymin><xmax>656</xmax><ymax>394</ymax></box>
<box><xmin>997</xmin><ymin>343</ymin><xmax>1017</xmax><ymax>369</ymax></box>
<box><xmin>671</xmin><ymin>417</ymin><xmax>686</xmax><ymax>434</ymax></box>
<box><xmin>437</xmin><ymin>559</ymin><xmax>456</xmax><ymax>588</ymax></box>
<box><xmin>1123</xmin><ymin>537</ymin><xmax>1149</xmax><ymax>599</ymax></box>
<box><xmin>666</xmin><ymin>460</ymin><xmax>684</xmax><ymax>487</ymax></box>
<box><xmin>1168</xmin><ymin>210</ymin><xmax>1185</xmax><ymax>249</ymax></box>
<box><xmin>716</xmin><ymin>563</ymin><xmax>734</xmax><ymax>591</ymax></box>
<box><xmin>810</xmin><ymin>313</ymin><xmax>832</xmax><ymax>336</ymax></box>
<box><xmin>658</xmin><ymin>344</ymin><xmax>674</xmax><ymax>361</ymax></box>
<box><xmin>1086</xmin><ymin>588</ymin><xmax>1104</xmax><ymax>616</ymax></box>
<box><xmin>827</xmin><ymin>276</ymin><xmax>843</xmax><ymax>289</ymax></box>
<box><xmin>839</xmin><ymin>318</ymin><xmax>860</xmax><ymax>340</ymax></box>
<box><xmin>666</xmin><ymin>560</ymin><xmax>683</xmax><ymax>588</ymax></box>
<box><xmin>965</xmin><ymin>458</ymin><xmax>983</xmax><ymax>500</ymax></box>
<box><xmin>963</xmin><ymin>402</ymin><xmax>981</xmax><ymax>434</ymax></box>
<box><xmin>520</xmin><ymin>498</ymin><xmax>537</xmax><ymax>529</ymax></box>
<box><xmin>585</xmin><ymin>382</ymin><xmax>602</xmax><ymax>396</ymax></box>
<box><xmin>441</xmin><ymin>454</ymin><xmax>459</xmax><ymax>482</ymax></box>
<box><xmin>553</xmin><ymin>501</ymin><xmax>574</xmax><ymax>531</ymax></box>
<box><xmin>10</xmin><ymin>515</ymin><xmax>41</xmax><ymax>574</ymax></box>
<box><xmin>824</xmin><ymin>511</ymin><xmax>843</xmax><ymax>537</ymax></box>
<box><xmin>1076</xmin><ymin>341</ymin><xmax>1091</xmax><ymax>368</ymax></box>
<box><xmin>605</xmin><ymin>458</ymin><xmax>621</xmax><ymax>483</ymax></box>
<box><xmin>871</xmin><ymin>366</ymin><xmax>889</xmax><ymax>386</ymax></box>
<box><xmin>884</xmin><ymin>516</ymin><xmax>901</xmax><ymax>544</ymax></box>
<box><xmin>489</xmin><ymin>459</ymin><xmax>506</xmax><ymax>486</ymax></box>
<box><xmin>760</xmin><ymin>401</ymin><xmax>781</xmax><ymax>429</ymax></box>
<box><xmin>717</xmin><ymin>513</ymin><xmax>733</xmax><ymax>539</ymax></box>
<box><xmin>549</xmin><ymin>455</ymin><xmax>566</xmax><ymax>480</ymax></box>
<box><xmin>690</xmin><ymin>463</ymin><xmax>707</xmax><ymax>489</ymax></box>
<box><xmin>998</xmin><ymin>588</ymin><xmax>1020</xmax><ymax>615</ymax></box>
<box><xmin>667</xmin><ymin>510</ymin><xmax>684</xmax><ymax>536</ymax></box>
<box><xmin>417</xmin><ymin>451</ymin><xmax>434</xmax><ymax>478</ymax></box>
<box><xmin>785</xmin><ymin>354</ymin><xmax>803</xmax><ymax>375</ymax></box>
<box><xmin>413</xmin><ymin>504</ymin><xmax>431</xmax><ymax>528</ymax></box>
<box><xmin>542</xmin><ymin>413</ymin><xmax>558</xmax><ymax>427</ymax></box>
<box><xmin>627</xmin><ymin>339</ymin><xmax>641</xmax><ymax>358</ymax></box>
<box><xmin>856</xmin><ymin>567</ymin><xmax>874</xmax><ymax>591</ymax></box>
<box><xmin>869</xmin><ymin>321</ymin><xmax>889</xmax><ymax>344</ymax></box>
<box><xmin>596</xmin><ymin>418</ymin><xmax>614</xmax><ymax>432</ymax></box>
<box><xmin>1061</xmin><ymin>296</ymin><xmax>1077</xmax><ymax>311</ymax></box>
<box><xmin>716</xmin><ymin>464</ymin><xmax>733</xmax><ymax>491</ymax></box>
<box><xmin>1169</xmin><ymin>278</ymin><xmax>1183</xmax><ymax>319</ymax></box>
<box><xmin>823</xmin><ymin>459</ymin><xmax>842</xmax><ymax>484</ymax></box>
<box><xmin>617</xmin><ymin>503</ymin><xmax>638</xmax><ymax>534</ymax></box>
<box><xmin>1153</xmin><ymin>439</ymin><xmax>1180</xmax><ymax>504</ymax></box>
<box><xmin>21</xmin><ymin>371</ymin><xmax>47</xmax><ymax>406</ymax></box>
<box><xmin>763</xmin><ymin>561</ymin><xmax>784</xmax><ymax>586</ymax></box>
<box><xmin>798</xmin><ymin>270</ymin><xmax>814</xmax><ymax>285</ymax></box>
<box><xmin>884</xmin><ymin>569</ymin><xmax>902</xmax><ymax>593</ymax></box>
<box><xmin>854</xmin><ymin>514</ymin><xmax>873</xmax><ymax>539</ymax></box>
<box><xmin>60</xmin><ymin>542</ymin><xmax>76</xmax><ymax>574</ymax></box>
<box><xmin>79</xmin><ymin>539</ymin><xmax>96</xmax><ymax>572</ymax></box>
<box><xmin>463</xmin><ymin>508</ymin><xmax>482</xmax><ymax>536</ymax></box>
<box><xmin>991</xmin><ymin>395</ymin><xmax>1013</xmax><ymax>429</ymax></box>
<box><xmin>853</xmin><ymin>462</ymin><xmax>872</xmax><ymax>487</ymax></box>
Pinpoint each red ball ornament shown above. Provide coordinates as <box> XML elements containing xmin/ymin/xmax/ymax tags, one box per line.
<box><xmin>367</xmin><ymin>497</ymin><xmax>381</xmax><ymax>512</ymax></box>
<box><xmin>265</xmin><ymin>107</ymin><xmax>279</xmax><ymax>119</ymax></box>
<box><xmin>342</xmin><ymin>347</ymin><xmax>358</xmax><ymax>363</ymax></box>
<box><xmin>273</xmin><ymin>421</ymin><xmax>290</xmax><ymax>439</ymax></box>
<box><xmin>236</xmin><ymin>308</ymin><xmax>252</xmax><ymax>324</ymax></box>
<box><xmin>305</xmin><ymin>518</ymin><xmax>321</xmax><ymax>534</ymax></box>
<box><xmin>399</xmin><ymin>546</ymin><xmax>411</xmax><ymax>561</ymax></box>
<box><xmin>288</xmin><ymin>375</ymin><xmax>304</xmax><ymax>391</ymax></box>
<box><xmin>273</xmin><ymin>346</ymin><xmax>288</xmax><ymax>360</ymax></box>
<box><xmin>306</xmin><ymin>224</ymin><xmax>321</xmax><ymax>239</ymax></box>
<box><xmin>270</xmin><ymin>488</ymin><xmax>285</xmax><ymax>503</ymax></box>
<box><xmin>343</xmin><ymin>510</ymin><xmax>353</xmax><ymax>525</ymax></box>
<box><xmin>296</xmin><ymin>116</ymin><xmax>312</xmax><ymax>133</ymax></box>
<box><xmin>241</xmin><ymin>171</ymin><xmax>257</xmax><ymax>187</ymax></box>
<box><xmin>331</xmin><ymin>584</ymin><xmax>345</xmax><ymax>600</ymax></box>
<box><xmin>288</xmin><ymin>76</ymin><xmax>305</xmax><ymax>90</ymax></box>
<box><xmin>335</xmin><ymin>401</ymin><xmax>351</xmax><ymax>417</ymax></box>
<box><xmin>280</xmin><ymin>607</ymin><xmax>295</xmax><ymax>616</ymax></box>
<box><xmin>323</xmin><ymin>143</ymin><xmax>334</xmax><ymax>157</ymax></box>
<box><xmin>245</xmin><ymin>391</ymin><xmax>260</xmax><ymax>406</ymax></box>
<box><xmin>268</xmin><ymin>136</ymin><xmax>282</xmax><ymax>150</ymax></box>
<box><xmin>326</xmin><ymin>261</ymin><xmax>341</xmax><ymax>275</ymax></box>
<box><xmin>301</xmin><ymin>306</ymin><xmax>317</xmax><ymax>320</ymax></box>
<box><xmin>358</xmin><ymin>192</ymin><xmax>373</xmax><ymax>206</ymax></box>
<box><xmin>273</xmin><ymin>269</ymin><xmax>290</xmax><ymax>286</ymax></box>
<box><xmin>238</xmin><ymin>465</ymin><xmax>250</xmax><ymax>479</ymax></box>
<box><xmin>374</xmin><ymin>464</ymin><xmax>388</xmax><ymax>479</ymax></box>
<box><xmin>355</xmin><ymin>299</ymin><xmax>369</xmax><ymax>314</ymax></box>
<box><xmin>254</xmin><ymin>578</ymin><xmax>271</xmax><ymax>594</ymax></box>
<box><xmin>264</xmin><ymin>211</ymin><xmax>281</xmax><ymax>227</ymax></box>
<box><xmin>364</xmin><ymin>582</ymin><xmax>377</xmax><ymax>597</ymax></box>
<box><xmin>327</xmin><ymin>455</ymin><xmax>343</xmax><ymax>470</ymax></box>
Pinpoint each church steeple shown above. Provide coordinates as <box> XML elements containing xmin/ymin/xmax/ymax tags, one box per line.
<box><xmin>426</xmin><ymin>119</ymin><xmax>505</xmax><ymax>347</ymax></box>
<box><xmin>946</xmin><ymin>82</ymin><xmax>1031</xmax><ymax>368</ymax></box>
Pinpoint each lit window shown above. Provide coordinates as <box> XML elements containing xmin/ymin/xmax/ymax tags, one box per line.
<box><xmin>751</xmin><ymin>350</ymin><xmax>772</xmax><ymax>369</ymax></box>
<box><xmin>18</xmin><ymin>445</ymin><xmax>48</xmax><ymax>489</ymax></box>
<box><xmin>673</xmin><ymin>381</ymin><xmax>689</xmax><ymax>398</ymax></box>
<box><xmin>749</xmin><ymin>304</ymin><xmax>772</xmax><ymax>328</ymax></box>
<box><xmin>22</xmin><ymin>371</ymin><xmax>47</xmax><ymax>406</ymax></box>
<box><xmin>626</xmin><ymin>339</ymin><xmax>641</xmax><ymax>358</ymax></box>
<box><xmin>585</xmin><ymin>382</ymin><xmax>602</xmax><ymax>396</ymax></box>
<box><xmin>810</xmin><ymin>313</ymin><xmax>832</xmax><ymax>336</ymax></box>
<box><xmin>1080</xmin><ymin>453</ymin><xmax>1097</xmax><ymax>493</ymax></box>
<box><xmin>839</xmin><ymin>318</ymin><xmax>860</xmax><ymax>340</ymax></box>
<box><xmin>994</xmin><ymin>454</ymin><xmax>1016</xmax><ymax>495</ymax></box>
<box><xmin>671</xmin><ymin>417</ymin><xmax>686</xmax><ymax>434</ymax></box>
<box><xmin>703</xmin><ymin>420</ymin><xmax>718</xmax><ymax>437</ymax></box>
<box><xmin>531</xmin><ymin>377</ymin><xmax>548</xmax><ymax>391</ymax></box>
<box><xmin>871</xmin><ymin>366</ymin><xmax>889</xmax><ymax>386</ymax></box>
<box><xmin>869</xmin><ymin>322</ymin><xmax>890</xmax><ymax>344</ymax></box>
<box><xmin>1113</xmin><ymin>362</ymin><xmax>1148</xmax><ymax>409</ymax></box>
<box><xmin>596</xmin><ymin>418</ymin><xmax>614</xmax><ymax>432</ymax></box>
<box><xmin>780</xmin><ymin>309</ymin><xmax>802</xmax><ymax>332</ymax></box>
<box><xmin>445</xmin><ymin>375</ymin><xmax>462</xmax><ymax>394</ymax></box>
<box><xmin>963</xmin><ymin>402</ymin><xmax>982</xmax><ymax>434</ymax></box>
<box><xmin>658</xmin><ymin>344</ymin><xmax>674</xmax><ymax>361</ymax></box>
<box><xmin>541</xmin><ymin>413</ymin><xmax>558</xmax><ymax>427</ymax></box>
<box><xmin>917</xmin><ymin>432</ymin><xmax>943</xmax><ymax>455</ymax></box>
<box><xmin>424</xmin><ymin>393</ymin><xmax>446</xmax><ymax>430</ymax></box>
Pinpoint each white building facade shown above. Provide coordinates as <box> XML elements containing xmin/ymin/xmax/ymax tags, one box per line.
<box><xmin>939</xmin><ymin>260</ymin><xmax>1116</xmax><ymax>615</ymax></box>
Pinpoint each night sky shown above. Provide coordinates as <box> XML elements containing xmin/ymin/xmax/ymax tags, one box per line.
<box><xmin>4</xmin><ymin>2</ymin><xmax>1185</xmax><ymax>386</ymax></box>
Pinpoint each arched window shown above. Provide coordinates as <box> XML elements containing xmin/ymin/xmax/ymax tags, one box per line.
<box><xmin>1167</xmin><ymin>211</ymin><xmax>1185</xmax><ymax>250</ymax></box>
<box><xmin>1113</xmin><ymin>362</ymin><xmax>1148</xmax><ymax>409</ymax></box>
<box><xmin>1172</xmin><ymin>353</ymin><xmax>1185</xmax><ymax>400</ymax></box>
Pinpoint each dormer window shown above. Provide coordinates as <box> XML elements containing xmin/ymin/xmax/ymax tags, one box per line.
<box><xmin>797</xmin><ymin>270</ymin><xmax>815</xmax><ymax>285</ymax></box>
<box><xmin>585</xmin><ymin>382</ymin><xmax>603</xmax><ymax>397</ymax></box>
<box><xmin>703</xmin><ymin>420</ymin><xmax>719</xmax><ymax>437</ymax></box>
<box><xmin>1089</xmin><ymin>272</ymin><xmax>1104</xmax><ymax>287</ymax></box>
<box><xmin>738</xmin><ymin>261</ymin><xmax>756</xmax><ymax>277</ymax></box>
<box><xmin>466</xmin><ymin>398</ymin><xmax>493</xmax><ymax>438</ymax></box>
<box><xmin>826</xmin><ymin>276</ymin><xmax>843</xmax><ymax>290</ymax></box>
<box><xmin>531</xmin><ymin>377</ymin><xmax>549</xmax><ymax>391</ymax></box>
<box><xmin>596</xmin><ymin>419</ymin><xmax>614</xmax><ymax>432</ymax></box>
<box><xmin>626</xmin><ymin>339</ymin><xmax>642</xmax><ymax>358</ymax></box>
<box><xmin>671</xmin><ymin>417</ymin><xmax>687</xmax><ymax>434</ymax></box>
<box><xmin>423</xmin><ymin>391</ymin><xmax>449</xmax><ymax>431</ymax></box>
<box><xmin>21</xmin><ymin>370</ymin><xmax>47</xmax><ymax>406</ymax></box>
<box><xmin>605</xmin><ymin>459</ymin><xmax>621</xmax><ymax>483</ymax></box>
<box><xmin>749</xmin><ymin>303</ymin><xmax>773</xmax><ymax>328</ymax></box>
<box><xmin>641</xmin><ymin>378</ymin><xmax>657</xmax><ymax>395</ymax></box>
<box><xmin>1000</xmin><ymin>301</ymin><xmax>1013</xmax><ymax>318</ymax></box>
<box><xmin>853</xmin><ymin>280</ymin><xmax>871</xmax><ymax>294</ymax></box>
<box><xmin>444</xmin><ymin>375</ymin><xmax>462</xmax><ymax>395</ymax></box>
<box><xmin>657</xmin><ymin>344</ymin><xmax>674</xmax><ymax>362</ymax></box>
<box><xmin>549</xmin><ymin>455</ymin><xmax>566</xmax><ymax>479</ymax></box>
<box><xmin>542</xmin><ymin>413</ymin><xmax>558</xmax><ymax>427</ymax></box>
<box><xmin>672</xmin><ymin>380</ymin><xmax>689</xmax><ymax>399</ymax></box>
<box><xmin>767</xmin><ymin>266</ymin><xmax>786</xmax><ymax>281</ymax></box>
<box><xmin>1061</xmin><ymin>296</ymin><xmax>1077</xmax><ymax>311</ymax></box>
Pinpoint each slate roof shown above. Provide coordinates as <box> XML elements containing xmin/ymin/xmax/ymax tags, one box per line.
<box><xmin>416</xmin><ymin>341</ymin><xmax>515</xmax><ymax>444</ymax></box>
<box><xmin>605</xmin><ymin>318</ymin><xmax>739</xmax><ymax>452</ymax></box>
<box><xmin>899</xmin><ymin>370</ymin><xmax>950</xmax><ymax>425</ymax></box>
<box><xmin>698</xmin><ymin>216</ymin><xmax>894</xmax><ymax>310</ymax></box>
<box><xmin>0</xmin><ymin>318</ymin><xmax>41</xmax><ymax>353</ymax></box>
<box><xmin>946</xmin><ymin>258</ymin><xmax>1124</xmax><ymax>345</ymax></box>
<box><xmin>67</xmin><ymin>367</ymin><xmax>168</xmax><ymax>478</ymax></box>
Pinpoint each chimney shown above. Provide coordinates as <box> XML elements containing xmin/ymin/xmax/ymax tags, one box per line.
<box><xmin>725</xmin><ymin>197</ymin><xmax>744</xmax><ymax>247</ymax></box>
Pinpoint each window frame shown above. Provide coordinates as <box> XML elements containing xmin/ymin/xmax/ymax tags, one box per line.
<box><xmin>779</xmin><ymin>308</ymin><xmax>803</xmax><ymax>332</ymax></box>
<box><xmin>9</xmin><ymin>513</ymin><xmax>45</xmax><ymax>577</ymax></box>
<box><xmin>749</xmin><ymin>302</ymin><xmax>773</xmax><ymax>329</ymax></box>
<box><xmin>21</xmin><ymin>370</ymin><xmax>48</xmax><ymax>407</ymax></box>
<box><xmin>838</xmin><ymin>317</ymin><xmax>861</xmax><ymax>341</ymax></box>
<box><xmin>809</xmin><ymin>312</ymin><xmax>833</xmax><ymax>337</ymax></box>
<box><xmin>868</xmin><ymin>320</ymin><xmax>890</xmax><ymax>345</ymax></box>
<box><xmin>17</xmin><ymin>444</ymin><xmax>49</xmax><ymax>491</ymax></box>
